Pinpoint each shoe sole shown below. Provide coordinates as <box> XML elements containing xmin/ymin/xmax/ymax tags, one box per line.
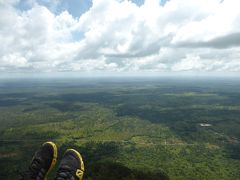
<box><xmin>43</xmin><ymin>141</ymin><xmax>58</xmax><ymax>180</ymax></box>
<box><xmin>66</xmin><ymin>149</ymin><xmax>85</xmax><ymax>179</ymax></box>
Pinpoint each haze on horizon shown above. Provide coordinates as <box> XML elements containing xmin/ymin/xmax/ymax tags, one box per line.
<box><xmin>0</xmin><ymin>0</ymin><xmax>240</xmax><ymax>77</ymax></box>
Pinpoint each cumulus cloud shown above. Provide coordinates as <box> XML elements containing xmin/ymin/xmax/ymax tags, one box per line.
<box><xmin>0</xmin><ymin>0</ymin><xmax>240</xmax><ymax>74</ymax></box>
<box><xmin>176</xmin><ymin>33</ymin><xmax>240</xmax><ymax>49</ymax></box>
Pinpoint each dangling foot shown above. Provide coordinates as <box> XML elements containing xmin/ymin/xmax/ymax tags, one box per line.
<box><xmin>20</xmin><ymin>141</ymin><xmax>57</xmax><ymax>180</ymax></box>
<box><xmin>55</xmin><ymin>149</ymin><xmax>84</xmax><ymax>180</ymax></box>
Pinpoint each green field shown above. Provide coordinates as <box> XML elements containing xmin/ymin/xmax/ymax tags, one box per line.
<box><xmin>0</xmin><ymin>77</ymin><xmax>240</xmax><ymax>179</ymax></box>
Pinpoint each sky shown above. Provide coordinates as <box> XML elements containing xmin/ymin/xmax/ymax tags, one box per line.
<box><xmin>0</xmin><ymin>0</ymin><xmax>240</xmax><ymax>76</ymax></box>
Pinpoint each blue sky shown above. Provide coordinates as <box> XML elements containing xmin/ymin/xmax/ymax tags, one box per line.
<box><xmin>16</xmin><ymin>0</ymin><xmax>93</xmax><ymax>17</ymax></box>
<box><xmin>0</xmin><ymin>0</ymin><xmax>240</xmax><ymax>75</ymax></box>
<box><xmin>16</xmin><ymin>0</ymin><xmax>169</xmax><ymax>17</ymax></box>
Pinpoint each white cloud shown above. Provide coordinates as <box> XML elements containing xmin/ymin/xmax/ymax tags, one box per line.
<box><xmin>172</xmin><ymin>55</ymin><xmax>203</xmax><ymax>71</ymax></box>
<box><xmin>1</xmin><ymin>53</ymin><xmax>29</xmax><ymax>68</ymax></box>
<box><xmin>0</xmin><ymin>0</ymin><xmax>240</xmax><ymax>74</ymax></box>
<box><xmin>171</xmin><ymin>0</ymin><xmax>240</xmax><ymax>44</ymax></box>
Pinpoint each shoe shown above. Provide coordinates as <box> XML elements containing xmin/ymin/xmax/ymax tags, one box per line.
<box><xmin>20</xmin><ymin>141</ymin><xmax>57</xmax><ymax>180</ymax></box>
<box><xmin>54</xmin><ymin>149</ymin><xmax>84</xmax><ymax>180</ymax></box>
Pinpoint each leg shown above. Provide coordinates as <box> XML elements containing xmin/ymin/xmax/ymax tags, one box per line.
<box><xmin>19</xmin><ymin>141</ymin><xmax>57</xmax><ymax>180</ymax></box>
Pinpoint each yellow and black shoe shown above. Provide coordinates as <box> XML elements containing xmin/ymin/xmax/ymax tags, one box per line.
<box><xmin>54</xmin><ymin>149</ymin><xmax>84</xmax><ymax>180</ymax></box>
<box><xmin>20</xmin><ymin>141</ymin><xmax>57</xmax><ymax>180</ymax></box>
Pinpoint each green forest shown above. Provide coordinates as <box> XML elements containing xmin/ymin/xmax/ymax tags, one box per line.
<box><xmin>0</xmin><ymin>78</ymin><xmax>240</xmax><ymax>179</ymax></box>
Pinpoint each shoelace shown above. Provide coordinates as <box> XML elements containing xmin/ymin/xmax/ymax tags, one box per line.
<box><xmin>54</xmin><ymin>165</ymin><xmax>75</xmax><ymax>180</ymax></box>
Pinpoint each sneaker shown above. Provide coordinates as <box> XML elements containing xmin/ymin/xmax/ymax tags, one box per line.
<box><xmin>20</xmin><ymin>141</ymin><xmax>57</xmax><ymax>180</ymax></box>
<box><xmin>54</xmin><ymin>149</ymin><xmax>84</xmax><ymax>180</ymax></box>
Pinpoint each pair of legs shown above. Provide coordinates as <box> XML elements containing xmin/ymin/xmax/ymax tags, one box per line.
<box><xmin>20</xmin><ymin>142</ymin><xmax>84</xmax><ymax>180</ymax></box>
